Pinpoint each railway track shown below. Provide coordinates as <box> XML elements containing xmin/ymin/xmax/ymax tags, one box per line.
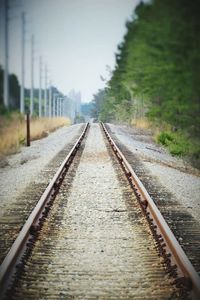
<box><xmin>0</xmin><ymin>123</ymin><xmax>200</xmax><ymax>299</ymax></box>
<box><xmin>0</xmin><ymin>124</ymin><xmax>85</xmax><ymax>266</ymax></box>
<box><xmin>104</xmin><ymin>124</ymin><xmax>200</xmax><ymax>288</ymax></box>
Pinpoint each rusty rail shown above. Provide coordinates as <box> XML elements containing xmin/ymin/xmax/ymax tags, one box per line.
<box><xmin>0</xmin><ymin>123</ymin><xmax>89</xmax><ymax>298</ymax></box>
<box><xmin>101</xmin><ymin>122</ymin><xmax>200</xmax><ymax>299</ymax></box>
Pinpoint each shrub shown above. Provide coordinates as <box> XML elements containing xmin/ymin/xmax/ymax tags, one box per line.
<box><xmin>157</xmin><ymin>131</ymin><xmax>190</xmax><ymax>156</ymax></box>
<box><xmin>157</xmin><ymin>131</ymin><xmax>174</xmax><ymax>145</ymax></box>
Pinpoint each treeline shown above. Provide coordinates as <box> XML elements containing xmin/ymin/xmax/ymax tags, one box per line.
<box><xmin>0</xmin><ymin>65</ymin><xmax>61</xmax><ymax>115</ymax></box>
<box><xmin>0</xmin><ymin>66</ymin><xmax>20</xmax><ymax>112</ymax></box>
<box><xmin>92</xmin><ymin>0</ymin><xmax>200</xmax><ymax>138</ymax></box>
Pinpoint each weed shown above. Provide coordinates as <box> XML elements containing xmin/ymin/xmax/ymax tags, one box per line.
<box><xmin>157</xmin><ymin>131</ymin><xmax>191</xmax><ymax>156</ymax></box>
<box><xmin>132</xmin><ymin>118</ymin><xmax>200</xmax><ymax>168</ymax></box>
<box><xmin>0</xmin><ymin>113</ymin><xmax>70</xmax><ymax>155</ymax></box>
<box><xmin>157</xmin><ymin>132</ymin><xmax>174</xmax><ymax>145</ymax></box>
<box><xmin>131</xmin><ymin>118</ymin><xmax>152</xmax><ymax>129</ymax></box>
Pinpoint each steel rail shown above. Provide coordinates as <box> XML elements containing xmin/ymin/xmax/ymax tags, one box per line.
<box><xmin>101</xmin><ymin>122</ymin><xmax>200</xmax><ymax>299</ymax></box>
<box><xmin>0</xmin><ymin>123</ymin><xmax>89</xmax><ymax>298</ymax></box>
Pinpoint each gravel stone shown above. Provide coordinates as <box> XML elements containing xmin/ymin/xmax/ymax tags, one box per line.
<box><xmin>144</xmin><ymin>162</ymin><xmax>200</xmax><ymax>222</ymax></box>
<box><xmin>0</xmin><ymin>154</ymin><xmax>9</xmax><ymax>168</ymax></box>
<box><xmin>14</xmin><ymin>124</ymin><xmax>180</xmax><ymax>299</ymax></box>
<box><xmin>107</xmin><ymin>123</ymin><xmax>200</xmax><ymax>224</ymax></box>
<box><xmin>0</xmin><ymin>124</ymin><xmax>83</xmax><ymax>217</ymax></box>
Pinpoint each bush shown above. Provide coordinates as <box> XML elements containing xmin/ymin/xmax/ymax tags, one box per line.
<box><xmin>157</xmin><ymin>131</ymin><xmax>190</xmax><ymax>156</ymax></box>
<box><xmin>168</xmin><ymin>143</ymin><xmax>187</xmax><ymax>156</ymax></box>
<box><xmin>157</xmin><ymin>131</ymin><xmax>174</xmax><ymax>145</ymax></box>
<box><xmin>189</xmin><ymin>145</ymin><xmax>200</xmax><ymax>169</ymax></box>
<box><xmin>74</xmin><ymin>115</ymin><xmax>85</xmax><ymax>124</ymax></box>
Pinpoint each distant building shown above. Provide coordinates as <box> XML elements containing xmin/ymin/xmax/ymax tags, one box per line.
<box><xmin>67</xmin><ymin>89</ymin><xmax>82</xmax><ymax>123</ymax></box>
<box><xmin>63</xmin><ymin>96</ymin><xmax>76</xmax><ymax>122</ymax></box>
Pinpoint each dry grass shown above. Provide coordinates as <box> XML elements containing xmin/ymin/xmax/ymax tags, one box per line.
<box><xmin>0</xmin><ymin>113</ymin><xmax>70</xmax><ymax>155</ymax></box>
<box><xmin>131</xmin><ymin>118</ymin><xmax>152</xmax><ymax>129</ymax></box>
<box><xmin>131</xmin><ymin>117</ymin><xmax>172</xmax><ymax>138</ymax></box>
<box><xmin>30</xmin><ymin>117</ymin><xmax>70</xmax><ymax>141</ymax></box>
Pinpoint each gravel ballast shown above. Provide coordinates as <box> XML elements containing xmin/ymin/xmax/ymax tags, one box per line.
<box><xmin>14</xmin><ymin>123</ymin><xmax>180</xmax><ymax>299</ymax></box>
<box><xmin>107</xmin><ymin>123</ymin><xmax>200</xmax><ymax>224</ymax></box>
<box><xmin>0</xmin><ymin>124</ymin><xmax>83</xmax><ymax>217</ymax></box>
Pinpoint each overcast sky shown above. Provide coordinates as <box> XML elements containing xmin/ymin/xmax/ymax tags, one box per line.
<box><xmin>0</xmin><ymin>0</ymin><xmax>140</xmax><ymax>102</ymax></box>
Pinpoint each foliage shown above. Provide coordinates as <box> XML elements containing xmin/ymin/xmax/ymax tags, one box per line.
<box><xmin>74</xmin><ymin>114</ymin><xmax>85</xmax><ymax>123</ymax></box>
<box><xmin>156</xmin><ymin>130</ymin><xmax>200</xmax><ymax>158</ymax></box>
<box><xmin>0</xmin><ymin>66</ymin><xmax>20</xmax><ymax>111</ymax></box>
<box><xmin>9</xmin><ymin>74</ymin><xmax>20</xmax><ymax>109</ymax></box>
<box><xmin>0</xmin><ymin>104</ymin><xmax>10</xmax><ymax>116</ymax></box>
<box><xmin>0</xmin><ymin>67</ymin><xmax>62</xmax><ymax>115</ymax></box>
<box><xmin>0</xmin><ymin>66</ymin><xmax>3</xmax><ymax>107</ymax></box>
<box><xmin>91</xmin><ymin>0</ymin><xmax>200</xmax><ymax>162</ymax></box>
<box><xmin>81</xmin><ymin>103</ymin><xmax>93</xmax><ymax>116</ymax></box>
<box><xmin>94</xmin><ymin>0</ymin><xmax>200</xmax><ymax>129</ymax></box>
<box><xmin>157</xmin><ymin>132</ymin><xmax>175</xmax><ymax>146</ymax></box>
<box><xmin>91</xmin><ymin>89</ymin><xmax>109</xmax><ymax>121</ymax></box>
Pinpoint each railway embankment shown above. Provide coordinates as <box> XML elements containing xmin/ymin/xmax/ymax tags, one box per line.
<box><xmin>107</xmin><ymin>123</ymin><xmax>200</xmax><ymax>224</ymax></box>
<box><xmin>0</xmin><ymin>124</ymin><xmax>84</xmax><ymax>264</ymax></box>
<box><xmin>0</xmin><ymin>122</ymin><xmax>200</xmax><ymax>299</ymax></box>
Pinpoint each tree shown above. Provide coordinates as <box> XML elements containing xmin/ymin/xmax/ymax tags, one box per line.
<box><xmin>0</xmin><ymin>66</ymin><xmax>20</xmax><ymax>112</ymax></box>
<box><xmin>99</xmin><ymin>0</ymin><xmax>200</xmax><ymax>136</ymax></box>
<box><xmin>9</xmin><ymin>74</ymin><xmax>20</xmax><ymax>110</ymax></box>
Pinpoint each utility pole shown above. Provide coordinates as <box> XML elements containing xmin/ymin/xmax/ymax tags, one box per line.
<box><xmin>44</xmin><ymin>64</ymin><xmax>48</xmax><ymax>116</ymax></box>
<box><xmin>59</xmin><ymin>98</ymin><xmax>62</xmax><ymax>117</ymax></box>
<box><xmin>52</xmin><ymin>93</ymin><xmax>56</xmax><ymax>117</ymax></box>
<box><xmin>56</xmin><ymin>97</ymin><xmax>59</xmax><ymax>117</ymax></box>
<box><xmin>30</xmin><ymin>34</ymin><xmax>34</xmax><ymax>115</ymax></box>
<box><xmin>26</xmin><ymin>112</ymin><xmax>30</xmax><ymax>146</ymax></box>
<box><xmin>61</xmin><ymin>98</ymin><xmax>64</xmax><ymax>116</ymax></box>
<box><xmin>57</xmin><ymin>97</ymin><xmax>60</xmax><ymax>117</ymax></box>
<box><xmin>39</xmin><ymin>56</ymin><xmax>42</xmax><ymax>117</ymax></box>
<box><xmin>62</xmin><ymin>98</ymin><xmax>64</xmax><ymax>116</ymax></box>
<box><xmin>62</xmin><ymin>97</ymin><xmax>65</xmax><ymax>116</ymax></box>
<box><xmin>20</xmin><ymin>11</ymin><xmax>25</xmax><ymax>114</ymax></box>
<box><xmin>48</xmin><ymin>81</ymin><xmax>52</xmax><ymax>118</ymax></box>
<box><xmin>3</xmin><ymin>0</ymin><xmax>9</xmax><ymax>108</ymax></box>
<box><xmin>56</xmin><ymin>96</ymin><xmax>59</xmax><ymax>117</ymax></box>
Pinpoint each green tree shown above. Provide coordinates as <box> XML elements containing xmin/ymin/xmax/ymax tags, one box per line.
<box><xmin>99</xmin><ymin>0</ymin><xmax>200</xmax><ymax>137</ymax></box>
<box><xmin>0</xmin><ymin>66</ymin><xmax>20</xmax><ymax>113</ymax></box>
